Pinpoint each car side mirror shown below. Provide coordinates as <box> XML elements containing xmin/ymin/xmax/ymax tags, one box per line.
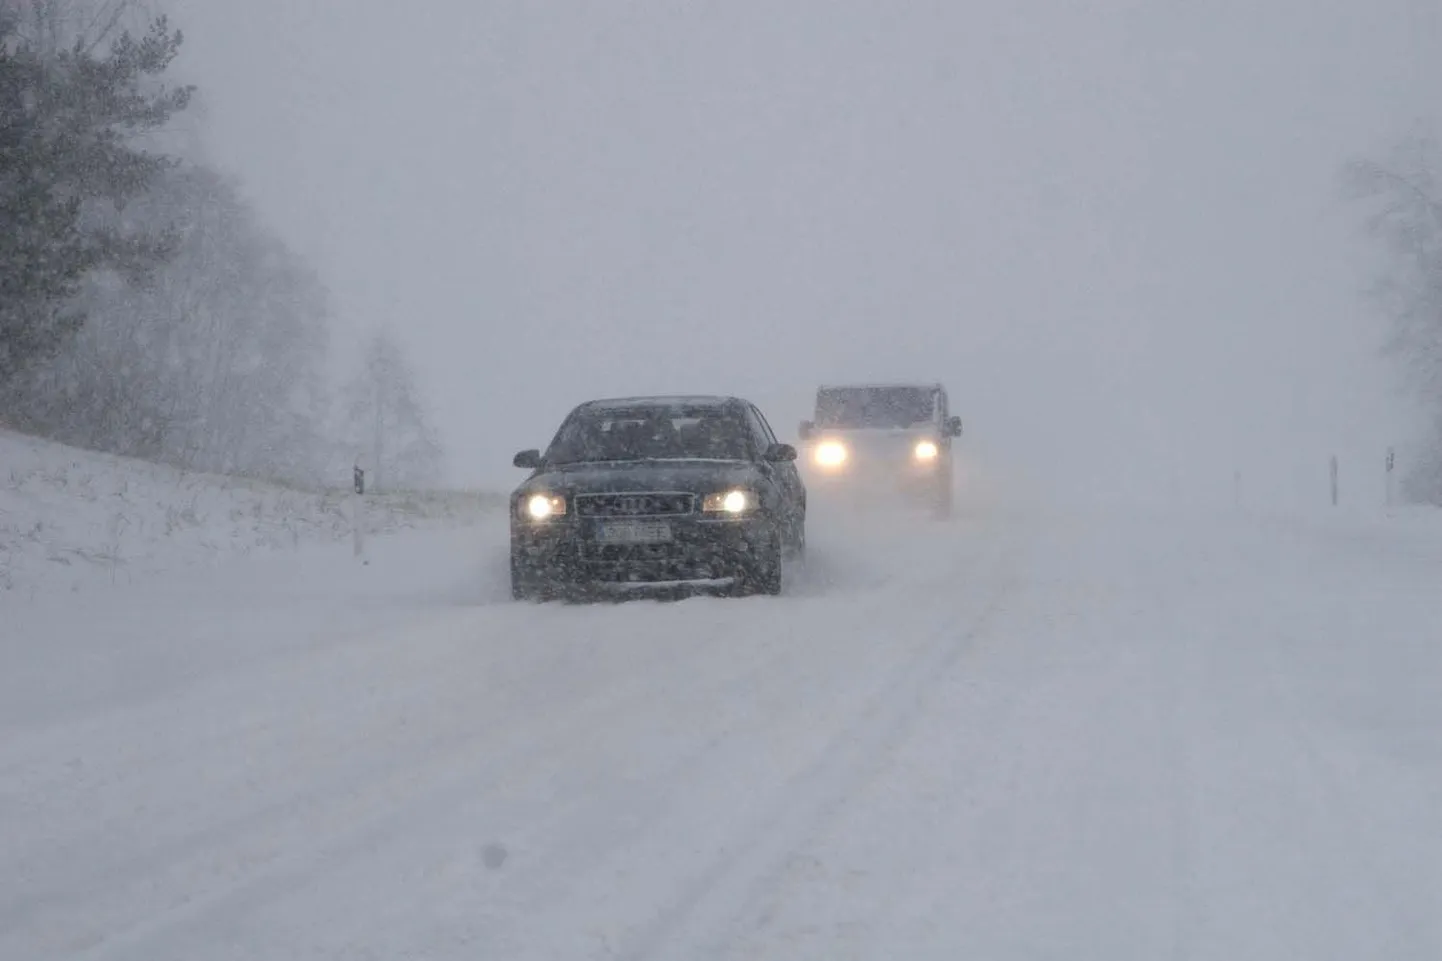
<box><xmin>798</xmin><ymin>420</ymin><xmax>814</xmax><ymax>440</ymax></box>
<box><xmin>764</xmin><ymin>442</ymin><xmax>798</xmax><ymax>463</ymax></box>
<box><xmin>945</xmin><ymin>416</ymin><xmax>962</xmax><ymax>437</ymax></box>
<box><xmin>513</xmin><ymin>449</ymin><xmax>542</xmax><ymax>469</ymax></box>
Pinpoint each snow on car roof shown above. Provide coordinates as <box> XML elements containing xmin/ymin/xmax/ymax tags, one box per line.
<box><xmin>816</xmin><ymin>382</ymin><xmax>943</xmax><ymax>392</ymax></box>
<box><xmin>581</xmin><ymin>394</ymin><xmax>743</xmax><ymax>411</ymax></box>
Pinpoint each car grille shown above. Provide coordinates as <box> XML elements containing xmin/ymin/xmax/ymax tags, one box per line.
<box><xmin>574</xmin><ymin>491</ymin><xmax>696</xmax><ymax>517</ymax></box>
<box><xmin>577</xmin><ymin>542</ymin><xmax>732</xmax><ymax>581</ymax></box>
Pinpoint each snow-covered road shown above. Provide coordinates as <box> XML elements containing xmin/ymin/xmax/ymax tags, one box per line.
<box><xmin>4</xmin><ymin>498</ymin><xmax>1441</xmax><ymax>960</ymax></box>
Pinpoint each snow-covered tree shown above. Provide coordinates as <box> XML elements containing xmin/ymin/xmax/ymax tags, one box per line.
<box><xmin>1343</xmin><ymin>131</ymin><xmax>1442</xmax><ymax>503</ymax></box>
<box><xmin>2</xmin><ymin>0</ymin><xmax>160</xmax><ymax>55</ymax></box>
<box><xmin>0</xmin><ymin>10</ymin><xmax>191</xmax><ymax>384</ymax></box>
<box><xmin>343</xmin><ymin>331</ymin><xmax>443</xmax><ymax>492</ymax></box>
<box><xmin>10</xmin><ymin>162</ymin><xmax>336</xmax><ymax>486</ymax></box>
<box><xmin>1</xmin><ymin>1</ymin><xmax>399</xmax><ymax>493</ymax></box>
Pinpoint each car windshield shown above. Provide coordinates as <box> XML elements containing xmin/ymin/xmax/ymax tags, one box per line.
<box><xmin>546</xmin><ymin>406</ymin><xmax>753</xmax><ymax>464</ymax></box>
<box><xmin>815</xmin><ymin>386</ymin><xmax>935</xmax><ymax>428</ymax></box>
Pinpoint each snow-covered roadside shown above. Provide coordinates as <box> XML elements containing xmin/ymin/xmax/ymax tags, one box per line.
<box><xmin>4</xmin><ymin>499</ymin><xmax>1441</xmax><ymax>959</ymax></box>
<box><xmin>0</xmin><ymin>429</ymin><xmax>503</xmax><ymax>598</ymax></box>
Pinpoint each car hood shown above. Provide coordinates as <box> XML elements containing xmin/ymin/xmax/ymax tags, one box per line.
<box><xmin>516</xmin><ymin>459</ymin><xmax>763</xmax><ymax>496</ymax></box>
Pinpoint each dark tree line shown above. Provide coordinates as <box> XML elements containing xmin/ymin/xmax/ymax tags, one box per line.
<box><xmin>0</xmin><ymin>11</ymin><xmax>189</xmax><ymax>381</ymax></box>
<box><xmin>1344</xmin><ymin>130</ymin><xmax>1442</xmax><ymax>504</ymax></box>
<box><xmin>0</xmin><ymin>1</ymin><xmax>443</xmax><ymax>489</ymax></box>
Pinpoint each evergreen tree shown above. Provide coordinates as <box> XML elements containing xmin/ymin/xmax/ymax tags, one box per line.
<box><xmin>343</xmin><ymin>331</ymin><xmax>444</xmax><ymax>492</ymax></box>
<box><xmin>0</xmin><ymin>13</ymin><xmax>191</xmax><ymax>384</ymax></box>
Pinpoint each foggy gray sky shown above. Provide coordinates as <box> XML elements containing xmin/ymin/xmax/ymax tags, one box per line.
<box><xmin>169</xmin><ymin>0</ymin><xmax>1429</xmax><ymax>505</ymax></box>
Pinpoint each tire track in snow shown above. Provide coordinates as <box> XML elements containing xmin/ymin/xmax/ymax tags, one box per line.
<box><xmin>30</xmin><ymin>595</ymin><xmax>854</xmax><ymax>961</ymax></box>
<box><xmin>323</xmin><ymin>523</ymin><xmax>1020</xmax><ymax>959</ymax></box>
<box><xmin>681</xmin><ymin>513</ymin><xmax>1225</xmax><ymax>960</ymax></box>
<box><xmin>6</xmin><ymin>507</ymin><xmax>1006</xmax><ymax>961</ymax></box>
<box><xmin>1250</xmin><ymin>627</ymin><xmax>1435</xmax><ymax>957</ymax></box>
<box><xmin>1137</xmin><ymin>522</ymin><xmax>1439</xmax><ymax>960</ymax></box>
<box><xmin>0</xmin><ymin>606</ymin><xmax>479</xmax><ymax>794</ymax></box>
<box><xmin>612</xmin><ymin>545</ymin><xmax>1022</xmax><ymax>961</ymax></box>
<box><xmin>127</xmin><ymin>518</ymin><xmax>1013</xmax><ymax>961</ymax></box>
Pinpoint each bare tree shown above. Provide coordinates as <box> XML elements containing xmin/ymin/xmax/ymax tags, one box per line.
<box><xmin>1344</xmin><ymin>130</ymin><xmax>1442</xmax><ymax>502</ymax></box>
<box><xmin>1</xmin><ymin>0</ymin><xmax>158</xmax><ymax>55</ymax></box>
<box><xmin>343</xmin><ymin>331</ymin><xmax>444</xmax><ymax>492</ymax></box>
<box><xmin>12</xmin><ymin>163</ymin><xmax>337</xmax><ymax>486</ymax></box>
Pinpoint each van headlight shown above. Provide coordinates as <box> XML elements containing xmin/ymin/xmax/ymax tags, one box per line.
<box><xmin>702</xmin><ymin>489</ymin><xmax>755</xmax><ymax>514</ymax></box>
<box><xmin>913</xmin><ymin>440</ymin><xmax>939</xmax><ymax>461</ymax></box>
<box><xmin>814</xmin><ymin>441</ymin><xmax>848</xmax><ymax>468</ymax></box>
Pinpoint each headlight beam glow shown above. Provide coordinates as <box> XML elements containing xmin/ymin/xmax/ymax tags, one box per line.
<box><xmin>814</xmin><ymin>441</ymin><xmax>848</xmax><ymax>467</ymax></box>
<box><xmin>526</xmin><ymin>494</ymin><xmax>565</xmax><ymax>519</ymax></box>
<box><xmin>703</xmin><ymin>489</ymin><xmax>754</xmax><ymax>513</ymax></box>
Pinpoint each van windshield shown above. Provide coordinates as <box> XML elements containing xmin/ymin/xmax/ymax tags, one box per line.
<box><xmin>815</xmin><ymin>387</ymin><xmax>935</xmax><ymax>429</ymax></box>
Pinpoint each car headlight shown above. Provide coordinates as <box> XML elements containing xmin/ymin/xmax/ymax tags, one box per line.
<box><xmin>913</xmin><ymin>440</ymin><xmax>939</xmax><ymax>461</ymax></box>
<box><xmin>814</xmin><ymin>441</ymin><xmax>848</xmax><ymax>467</ymax></box>
<box><xmin>702</xmin><ymin>489</ymin><xmax>755</xmax><ymax>514</ymax></box>
<box><xmin>525</xmin><ymin>493</ymin><xmax>566</xmax><ymax>520</ymax></box>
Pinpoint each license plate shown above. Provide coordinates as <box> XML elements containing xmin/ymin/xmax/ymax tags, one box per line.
<box><xmin>596</xmin><ymin>520</ymin><xmax>673</xmax><ymax>544</ymax></box>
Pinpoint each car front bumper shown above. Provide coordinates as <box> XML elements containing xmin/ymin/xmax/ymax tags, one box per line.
<box><xmin>511</xmin><ymin>514</ymin><xmax>775</xmax><ymax>586</ymax></box>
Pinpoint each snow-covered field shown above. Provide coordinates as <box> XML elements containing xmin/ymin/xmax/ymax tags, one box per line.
<box><xmin>0</xmin><ymin>429</ymin><xmax>500</xmax><ymax>597</ymax></box>
<box><xmin>3</xmin><ymin>462</ymin><xmax>1442</xmax><ymax>959</ymax></box>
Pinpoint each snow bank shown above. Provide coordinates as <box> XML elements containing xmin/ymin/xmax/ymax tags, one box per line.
<box><xmin>0</xmin><ymin>429</ymin><xmax>503</xmax><ymax>598</ymax></box>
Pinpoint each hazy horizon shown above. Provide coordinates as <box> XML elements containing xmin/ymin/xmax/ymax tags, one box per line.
<box><xmin>167</xmin><ymin>0</ymin><xmax>1432</xmax><ymax>507</ymax></box>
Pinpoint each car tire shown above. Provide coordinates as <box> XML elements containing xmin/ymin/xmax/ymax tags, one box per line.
<box><xmin>741</xmin><ymin>527</ymin><xmax>784</xmax><ymax>596</ymax></box>
<box><xmin>510</xmin><ymin>551</ymin><xmax>552</xmax><ymax>601</ymax></box>
<box><xmin>785</xmin><ymin>511</ymin><xmax>807</xmax><ymax>563</ymax></box>
<box><xmin>930</xmin><ymin>473</ymin><xmax>953</xmax><ymax>520</ymax></box>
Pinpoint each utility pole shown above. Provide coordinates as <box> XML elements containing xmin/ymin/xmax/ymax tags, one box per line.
<box><xmin>352</xmin><ymin>454</ymin><xmax>367</xmax><ymax>562</ymax></box>
<box><xmin>1386</xmin><ymin>447</ymin><xmax>1396</xmax><ymax>508</ymax></box>
<box><xmin>372</xmin><ymin>377</ymin><xmax>384</xmax><ymax>494</ymax></box>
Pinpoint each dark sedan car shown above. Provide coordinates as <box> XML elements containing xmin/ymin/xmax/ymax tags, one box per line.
<box><xmin>509</xmin><ymin>395</ymin><xmax>807</xmax><ymax>600</ymax></box>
